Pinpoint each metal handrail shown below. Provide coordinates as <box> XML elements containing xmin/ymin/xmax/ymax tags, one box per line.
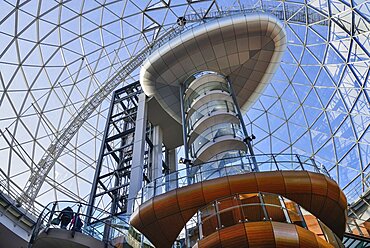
<box><xmin>28</xmin><ymin>200</ymin><xmax>129</xmax><ymax>248</ymax></box>
<box><xmin>133</xmin><ymin>154</ymin><xmax>331</xmax><ymax>210</ymax></box>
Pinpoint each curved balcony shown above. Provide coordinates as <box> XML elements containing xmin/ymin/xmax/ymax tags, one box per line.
<box><xmin>184</xmin><ymin>80</ymin><xmax>230</xmax><ymax>110</ymax></box>
<box><xmin>190</xmin><ymin>123</ymin><xmax>246</xmax><ymax>162</ymax></box>
<box><xmin>187</xmin><ymin>112</ymin><xmax>240</xmax><ymax>141</ymax></box>
<box><xmin>190</xmin><ymin>192</ymin><xmax>343</xmax><ymax>247</ymax></box>
<box><xmin>135</xmin><ymin>154</ymin><xmax>331</xmax><ymax>204</ymax></box>
<box><xmin>187</xmin><ymin>92</ymin><xmax>233</xmax><ymax>116</ymax></box>
<box><xmin>130</xmin><ymin>154</ymin><xmax>347</xmax><ymax>248</ymax></box>
<box><xmin>186</xmin><ymin>99</ymin><xmax>235</xmax><ymax>132</ymax></box>
<box><xmin>29</xmin><ymin>201</ymin><xmax>129</xmax><ymax>248</ymax></box>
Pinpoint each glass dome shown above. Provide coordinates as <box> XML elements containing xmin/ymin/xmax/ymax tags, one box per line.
<box><xmin>0</xmin><ymin>0</ymin><xmax>368</xmax><ymax>212</ymax></box>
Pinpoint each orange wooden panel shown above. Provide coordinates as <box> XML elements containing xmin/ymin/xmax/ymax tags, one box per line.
<box><xmin>198</xmin><ymin>231</ymin><xmax>222</xmax><ymax>248</ymax></box>
<box><xmin>283</xmin><ymin>171</ymin><xmax>312</xmax><ymax>194</ymax></box>
<box><xmin>320</xmin><ymin>198</ymin><xmax>346</xmax><ymax>238</ymax></box>
<box><xmin>140</xmin><ymin>221</ymin><xmax>169</xmax><ymax>248</ymax></box>
<box><xmin>228</xmin><ymin>173</ymin><xmax>258</xmax><ymax>194</ymax></box>
<box><xmin>295</xmin><ymin>225</ymin><xmax>319</xmax><ymax>248</ymax></box>
<box><xmin>245</xmin><ymin>221</ymin><xmax>275</xmax><ymax>248</ymax></box>
<box><xmin>284</xmin><ymin>171</ymin><xmax>312</xmax><ymax>210</ymax></box>
<box><xmin>181</xmin><ymin>207</ymin><xmax>201</xmax><ymax>223</ymax></box>
<box><xmin>153</xmin><ymin>189</ymin><xmax>180</xmax><ymax>219</ymax></box>
<box><xmin>326</xmin><ymin>177</ymin><xmax>340</xmax><ymax>203</ymax></box>
<box><xmin>315</xmin><ymin>235</ymin><xmax>334</xmax><ymax>248</ymax></box>
<box><xmin>256</xmin><ymin>171</ymin><xmax>286</xmax><ymax>194</ymax></box>
<box><xmin>197</xmin><ymin>221</ymin><xmax>335</xmax><ymax>248</ymax></box>
<box><xmin>339</xmin><ymin>190</ymin><xmax>347</xmax><ymax>210</ymax></box>
<box><xmin>219</xmin><ymin>223</ymin><xmax>248</xmax><ymax>247</ymax></box>
<box><xmin>310</xmin><ymin>194</ymin><xmax>327</xmax><ymax>217</ymax></box>
<box><xmin>138</xmin><ymin>198</ymin><xmax>156</xmax><ymax>226</ymax></box>
<box><xmin>157</xmin><ymin>213</ymin><xmax>186</xmax><ymax>242</ymax></box>
<box><xmin>304</xmin><ymin>214</ymin><xmax>324</xmax><ymax>236</ymax></box>
<box><xmin>129</xmin><ymin>207</ymin><xmax>143</xmax><ymax>230</ymax></box>
<box><xmin>176</xmin><ymin>182</ymin><xmax>205</xmax><ymax>210</ymax></box>
<box><xmin>272</xmin><ymin>221</ymin><xmax>300</xmax><ymax>247</ymax></box>
<box><xmin>130</xmin><ymin>171</ymin><xmax>346</xmax><ymax>248</ymax></box>
<box><xmin>309</xmin><ymin>173</ymin><xmax>328</xmax><ymax>196</ymax></box>
<box><xmin>202</xmin><ymin>176</ymin><xmax>231</xmax><ymax>203</ymax></box>
<box><xmin>286</xmin><ymin>193</ymin><xmax>312</xmax><ymax>213</ymax></box>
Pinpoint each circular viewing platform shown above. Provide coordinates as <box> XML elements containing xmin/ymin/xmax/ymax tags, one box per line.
<box><xmin>192</xmin><ymin>192</ymin><xmax>343</xmax><ymax>247</ymax></box>
<box><xmin>28</xmin><ymin>201</ymin><xmax>130</xmax><ymax>248</ymax></box>
<box><xmin>130</xmin><ymin>154</ymin><xmax>347</xmax><ymax>248</ymax></box>
<box><xmin>134</xmin><ymin>154</ymin><xmax>331</xmax><ymax>205</ymax></box>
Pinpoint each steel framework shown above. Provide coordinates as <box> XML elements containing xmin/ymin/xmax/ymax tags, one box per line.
<box><xmin>16</xmin><ymin>1</ymin><xmax>366</xmax><ymax>211</ymax></box>
<box><xmin>86</xmin><ymin>82</ymin><xmax>152</xmax><ymax>220</ymax></box>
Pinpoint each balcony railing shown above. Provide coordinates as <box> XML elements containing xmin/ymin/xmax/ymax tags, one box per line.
<box><xmin>133</xmin><ymin>154</ymin><xmax>331</xmax><ymax>209</ymax></box>
<box><xmin>28</xmin><ymin>200</ymin><xmax>129</xmax><ymax>248</ymax></box>
<box><xmin>186</xmin><ymin>192</ymin><xmax>343</xmax><ymax>248</ymax></box>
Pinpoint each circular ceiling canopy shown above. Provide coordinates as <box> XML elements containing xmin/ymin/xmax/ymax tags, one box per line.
<box><xmin>0</xmin><ymin>0</ymin><xmax>368</xmax><ymax>213</ymax></box>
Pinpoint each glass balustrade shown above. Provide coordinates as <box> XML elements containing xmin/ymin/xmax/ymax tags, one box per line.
<box><xmin>29</xmin><ymin>201</ymin><xmax>129</xmax><ymax>247</ymax></box>
<box><xmin>187</xmin><ymin>192</ymin><xmax>343</xmax><ymax>248</ymax></box>
<box><xmin>134</xmin><ymin>154</ymin><xmax>331</xmax><ymax>207</ymax></box>
<box><xmin>186</xmin><ymin>100</ymin><xmax>236</xmax><ymax>132</ymax></box>
<box><xmin>184</xmin><ymin>81</ymin><xmax>230</xmax><ymax>109</ymax></box>
<box><xmin>189</xmin><ymin>123</ymin><xmax>244</xmax><ymax>158</ymax></box>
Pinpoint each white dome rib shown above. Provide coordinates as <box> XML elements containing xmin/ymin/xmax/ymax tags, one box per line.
<box><xmin>0</xmin><ymin>0</ymin><xmax>368</xmax><ymax>213</ymax></box>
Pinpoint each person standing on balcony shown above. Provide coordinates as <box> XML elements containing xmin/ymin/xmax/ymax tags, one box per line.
<box><xmin>58</xmin><ymin>206</ymin><xmax>74</xmax><ymax>229</ymax></box>
<box><xmin>71</xmin><ymin>214</ymin><xmax>83</xmax><ymax>232</ymax></box>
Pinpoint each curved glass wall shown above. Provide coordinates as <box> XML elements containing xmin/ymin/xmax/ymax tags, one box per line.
<box><xmin>187</xmin><ymin>100</ymin><xmax>236</xmax><ymax>132</ymax></box>
<box><xmin>184</xmin><ymin>81</ymin><xmax>230</xmax><ymax>109</ymax></box>
<box><xmin>134</xmin><ymin>154</ymin><xmax>330</xmax><ymax>206</ymax></box>
<box><xmin>0</xmin><ymin>0</ymin><xmax>368</xmax><ymax>210</ymax></box>
<box><xmin>183</xmin><ymin>72</ymin><xmax>247</xmax><ymax>162</ymax></box>
<box><xmin>190</xmin><ymin>123</ymin><xmax>244</xmax><ymax>158</ymax></box>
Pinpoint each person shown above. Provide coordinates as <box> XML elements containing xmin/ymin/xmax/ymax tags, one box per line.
<box><xmin>71</xmin><ymin>214</ymin><xmax>83</xmax><ymax>232</ymax></box>
<box><xmin>58</xmin><ymin>206</ymin><xmax>74</xmax><ymax>229</ymax></box>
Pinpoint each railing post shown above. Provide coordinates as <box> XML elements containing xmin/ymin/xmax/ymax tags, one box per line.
<box><xmin>278</xmin><ymin>195</ymin><xmax>290</xmax><ymax>223</ymax></box>
<box><xmin>258</xmin><ymin>193</ymin><xmax>269</xmax><ymax>221</ymax></box>
<box><xmin>353</xmin><ymin>219</ymin><xmax>364</xmax><ymax>236</ymax></box>
<box><xmin>272</xmin><ymin>154</ymin><xmax>279</xmax><ymax>171</ymax></box>
<box><xmin>310</xmin><ymin>158</ymin><xmax>320</xmax><ymax>173</ymax></box>
<box><xmin>226</xmin><ymin>77</ymin><xmax>258</xmax><ymax>172</ymax></box>
<box><xmin>215</xmin><ymin>201</ymin><xmax>222</xmax><ymax>230</ymax></box>
<box><xmin>296</xmin><ymin>154</ymin><xmax>305</xmax><ymax>170</ymax></box>
<box><xmin>197</xmin><ymin>211</ymin><xmax>203</xmax><ymax>240</ymax></box>
<box><xmin>153</xmin><ymin>178</ymin><xmax>157</xmax><ymax>197</ymax></box>
<box><xmin>71</xmin><ymin>203</ymin><xmax>81</xmax><ymax>238</ymax></box>
<box><xmin>45</xmin><ymin>201</ymin><xmax>58</xmax><ymax>233</ymax></box>
<box><xmin>296</xmin><ymin>204</ymin><xmax>308</xmax><ymax>229</ymax></box>
<box><xmin>28</xmin><ymin>204</ymin><xmax>51</xmax><ymax>248</ymax></box>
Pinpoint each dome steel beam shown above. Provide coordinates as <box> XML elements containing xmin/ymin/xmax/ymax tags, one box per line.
<box><xmin>16</xmin><ymin>25</ymin><xmax>187</xmax><ymax>209</ymax></box>
<box><xmin>16</xmin><ymin>6</ymin><xmax>329</xmax><ymax>209</ymax></box>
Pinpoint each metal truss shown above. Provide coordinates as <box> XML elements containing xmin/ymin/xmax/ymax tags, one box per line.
<box><xmin>86</xmin><ymin>82</ymin><xmax>148</xmax><ymax>218</ymax></box>
<box><xmin>16</xmin><ymin>23</ymin><xmax>187</xmax><ymax>209</ymax></box>
<box><xmin>16</xmin><ymin>1</ymin><xmax>335</xmax><ymax>209</ymax></box>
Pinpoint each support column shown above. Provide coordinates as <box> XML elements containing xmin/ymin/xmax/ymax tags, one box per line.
<box><xmin>168</xmin><ymin>149</ymin><xmax>177</xmax><ymax>173</ymax></box>
<box><xmin>226</xmin><ymin>77</ymin><xmax>258</xmax><ymax>172</ymax></box>
<box><xmin>151</xmin><ymin>125</ymin><xmax>163</xmax><ymax>181</ymax></box>
<box><xmin>179</xmin><ymin>83</ymin><xmax>189</xmax><ymax>163</ymax></box>
<box><xmin>167</xmin><ymin>148</ymin><xmax>178</xmax><ymax>190</ymax></box>
<box><xmin>127</xmin><ymin>93</ymin><xmax>147</xmax><ymax>213</ymax></box>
